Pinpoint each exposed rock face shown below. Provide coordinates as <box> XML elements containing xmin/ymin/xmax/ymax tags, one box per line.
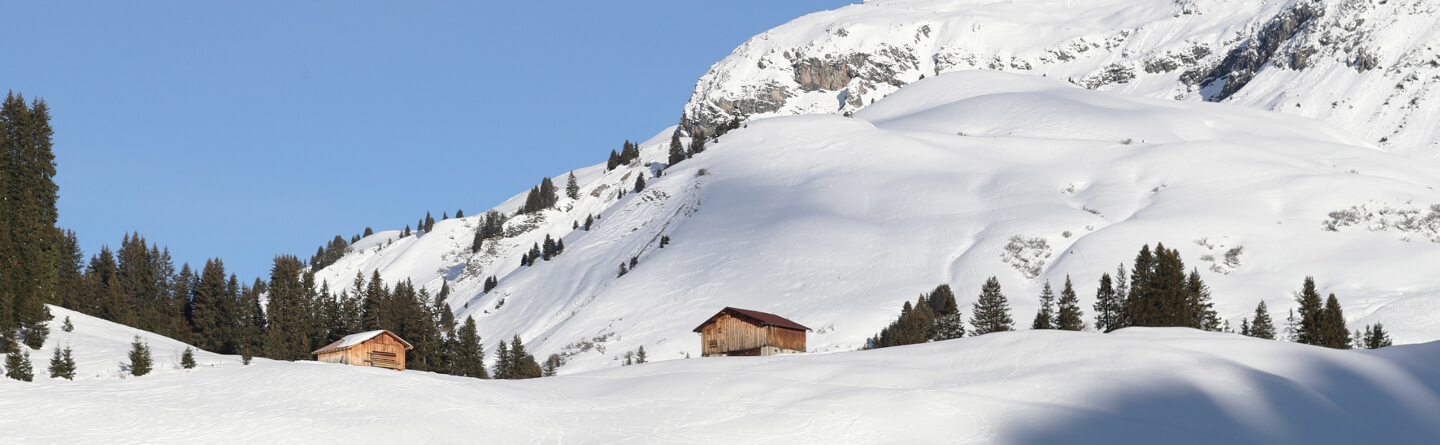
<box><xmin>680</xmin><ymin>0</ymin><xmax>1440</xmax><ymax>161</ymax></box>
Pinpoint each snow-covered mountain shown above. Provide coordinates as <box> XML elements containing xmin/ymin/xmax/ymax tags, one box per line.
<box><xmin>315</xmin><ymin>69</ymin><xmax>1440</xmax><ymax>374</ymax></box>
<box><xmin>682</xmin><ymin>0</ymin><xmax>1440</xmax><ymax>162</ymax></box>
<box><xmin>9</xmin><ymin>305</ymin><xmax>1440</xmax><ymax>443</ymax></box>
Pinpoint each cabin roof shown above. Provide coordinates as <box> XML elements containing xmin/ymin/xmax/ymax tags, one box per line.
<box><xmin>692</xmin><ymin>307</ymin><xmax>811</xmax><ymax>333</ymax></box>
<box><xmin>311</xmin><ymin>329</ymin><xmax>414</xmax><ymax>355</ymax></box>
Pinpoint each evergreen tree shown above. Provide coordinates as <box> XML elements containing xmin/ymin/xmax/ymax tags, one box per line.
<box><xmin>190</xmin><ymin>258</ymin><xmax>233</xmax><ymax>353</ymax></box>
<box><xmin>453</xmin><ymin>316</ymin><xmax>487</xmax><ymax>378</ymax></box>
<box><xmin>493</xmin><ymin>340</ymin><xmax>512</xmax><ymax>379</ymax></box>
<box><xmin>263</xmin><ymin>256</ymin><xmax>313</xmax><ymax>360</ymax></box>
<box><xmin>1294</xmin><ymin>277</ymin><xmax>1325</xmax><ymax>346</ymax></box>
<box><xmin>635</xmin><ymin>345</ymin><xmax>647</xmax><ymax>364</ymax></box>
<box><xmin>5</xmin><ymin>349</ymin><xmax>33</xmax><ymax>381</ymax></box>
<box><xmin>634</xmin><ymin>175</ymin><xmax>645</xmax><ymax>193</ymax></box>
<box><xmin>565</xmin><ymin>171</ymin><xmax>579</xmax><ymax>200</ymax></box>
<box><xmin>1056</xmin><ymin>276</ymin><xmax>1085</xmax><ymax>331</ymax></box>
<box><xmin>483</xmin><ymin>276</ymin><xmax>498</xmax><ymax>293</ymax></box>
<box><xmin>1031</xmin><ymin>281</ymin><xmax>1056</xmax><ymax>330</ymax></box>
<box><xmin>606</xmin><ymin>149</ymin><xmax>621</xmax><ymax>171</ymax></box>
<box><xmin>127</xmin><ymin>335</ymin><xmax>152</xmax><ymax>376</ymax></box>
<box><xmin>584</xmin><ymin>214</ymin><xmax>594</xmax><ymax>231</ymax></box>
<box><xmin>507</xmin><ymin>335</ymin><xmax>542</xmax><ymax>379</ymax></box>
<box><xmin>1187</xmin><ymin>269</ymin><xmax>1222</xmax><ymax>331</ymax></box>
<box><xmin>48</xmin><ymin>345</ymin><xmax>75</xmax><ymax>380</ymax></box>
<box><xmin>180</xmin><ymin>347</ymin><xmax>196</xmax><ymax>369</ymax></box>
<box><xmin>1321</xmin><ymin>294</ymin><xmax>1351</xmax><ymax>349</ymax></box>
<box><xmin>1362</xmin><ymin>323</ymin><xmax>1393</xmax><ymax>349</ymax></box>
<box><xmin>456</xmin><ymin>209</ymin><xmax>464</xmax><ymax>218</ymax></box>
<box><xmin>1093</xmin><ymin>273</ymin><xmax>1122</xmax><ymax>332</ymax></box>
<box><xmin>668</xmin><ymin>131</ymin><xmax>686</xmax><ymax>166</ymax></box>
<box><xmin>689</xmin><ymin>130</ymin><xmax>707</xmax><ymax>155</ymax></box>
<box><xmin>1</xmin><ymin>93</ymin><xmax>60</xmax><ymax>344</ymax></box>
<box><xmin>61</xmin><ymin>316</ymin><xmax>72</xmax><ymax>332</ymax></box>
<box><xmin>1248</xmin><ymin>300</ymin><xmax>1276</xmax><ymax>340</ymax></box>
<box><xmin>363</xmin><ymin>227</ymin><xmax>374</xmax><ymax>237</ymax></box>
<box><xmin>970</xmin><ymin>277</ymin><xmax>1014</xmax><ymax>335</ymax></box>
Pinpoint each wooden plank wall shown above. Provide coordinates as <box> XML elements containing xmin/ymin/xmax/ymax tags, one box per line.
<box><xmin>700</xmin><ymin>313</ymin><xmax>769</xmax><ymax>355</ymax></box>
<box><xmin>343</xmin><ymin>334</ymin><xmax>409</xmax><ymax>370</ymax></box>
<box><xmin>766</xmin><ymin>326</ymin><xmax>806</xmax><ymax>352</ymax></box>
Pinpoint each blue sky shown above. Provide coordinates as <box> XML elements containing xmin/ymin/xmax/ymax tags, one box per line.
<box><xmin>4</xmin><ymin>1</ymin><xmax>855</xmax><ymax>282</ymax></box>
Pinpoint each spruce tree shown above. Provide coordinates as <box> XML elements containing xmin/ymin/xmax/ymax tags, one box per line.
<box><xmin>1056</xmin><ymin>276</ymin><xmax>1085</xmax><ymax>331</ymax></box>
<box><xmin>128</xmin><ymin>335</ymin><xmax>152</xmax><ymax>376</ymax></box>
<box><xmin>1362</xmin><ymin>323</ymin><xmax>1393</xmax><ymax>349</ymax></box>
<box><xmin>1093</xmin><ymin>273</ymin><xmax>1122</xmax><ymax>332</ymax></box>
<box><xmin>668</xmin><ymin>131</ymin><xmax>686</xmax><ymax>166</ymax></box>
<box><xmin>61</xmin><ymin>316</ymin><xmax>73</xmax><ymax>332</ymax></box>
<box><xmin>180</xmin><ymin>347</ymin><xmax>196</xmax><ymax>369</ymax></box>
<box><xmin>1294</xmin><ymin>277</ymin><xmax>1325</xmax><ymax>346</ymax></box>
<box><xmin>634</xmin><ymin>175</ymin><xmax>645</xmax><ymax>192</ymax></box>
<box><xmin>456</xmin><ymin>209</ymin><xmax>464</xmax><ymax>218</ymax></box>
<box><xmin>1248</xmin><ymin>300</ymin><xmax>1276</xmax><ymax>340</ymax></box>
<box><xmin>508</xmin><ymin>335</ymin><xmax>542</xmax><ymax>379</ymax></box>
<box><xmin>1031</xmin><ymin>281</ymin><xmax>1056</xmax><ymax>330</ymax></box>
<box><xmin>1321</xmin><ymin>294</ymin><xmax>1351</xmax><ymax>349</ymax></box>
<box><xmin>2</xmin><ymin>94</ymin><xmax>60</xmax><ymax>345</ymax></box>
<box><xmin>542</xmin><ymin>354</ymin><xmax>563</xmax><ymax>377</ymax></box>
<box><xmin>635</xmin><ymin>345</ymin><xmax>647</xmax><ymax>364</ymax></box>
<box><xmin>970</xmin><ymin>277</ymin><xmax>1014</xmax><ymax>336</ymax></box>
<box><xmin>424</xmin><ymin>212</ymin><xmax>435</xmax><ymax>232</ymax></box>
<box><xmin>566</xmin><ymin>171</ymin><xmax>580</xmax><ymax>200</ymax></box>
<box><xmin>689</xmin><ymin>130</ymin><xmax>707</xmax><ymax>155</ymax></box>
<box><xmin>263</xmin><ymin>255</ymin><xmax>313</xmax><ymax>360</ymax></box>
<box><xmin>454</xmin><ymin>316</ymin><xmax>487</xmax><ymax>378</ymax></box>
<box><xmin>1187</xmin><ymin>269</ymin><xmax>1221</xmax><ymax>331</ymax></box>
<box><xmin>493</xmin><ymin>340</ymin><xmax>512</xmax><ymax>379</ymax></box>
<box><xmin>5</xmin><ymin>349</ymin><xmax>33</xmax><ymax>381</ymax></box>
<box><xmin>48</xmin><ymin>345</ymin><xmax>75</xmax><ymax>380</ymax></box>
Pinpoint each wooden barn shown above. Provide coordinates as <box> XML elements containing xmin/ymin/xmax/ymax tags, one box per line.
<box><xmin>312</xmin><ymin>330</ymin><xmax>413</xmax><ymax>370</ymax></box>
<box><xmin>693</xmin><ymin>307</ymin><xmax>810</xmax><ymax>357</ymax></box>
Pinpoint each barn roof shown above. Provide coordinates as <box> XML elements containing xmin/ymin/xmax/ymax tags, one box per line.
<box><xmin>692</xmin><ymin>307</ymin><xmax>811</xmax><ymax>333</ymax></box>
<box><xmin>311</xmin><ymin>330</ymin><xmax>414</xmax><ymax>355</ymax></box>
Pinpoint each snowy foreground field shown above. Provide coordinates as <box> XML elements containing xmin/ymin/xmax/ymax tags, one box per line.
<box><xmin>5</xmin><ymin>307</ymin><xmax>1439</xmax><ymax>444</ymax></box>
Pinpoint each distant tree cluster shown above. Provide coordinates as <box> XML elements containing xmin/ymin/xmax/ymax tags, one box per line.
<box><xmin>607</xmin><ymin>140</ymin><xmax>642</xmax><ymax>171</ymax></box>
<box><xmin>309</xmin><ymin>235</ymin><xmax>351</xmax><ymax>271</ymax></box>
<box><xmin>1091</xmin><ymin>243</ymin><xmax>1221</xmax><ymax>332</ymax></box>
<box><xmin>471</xmin><ymin>210</ymin><xmax>509</xmax><ymax>253</ymax></box>
<box><xmin>519</xmin><ymin>177</ymin><xmax>559</xmax><ymax>215</ymax></box>
<box><xmin>492</xmin><ymin>335</ymin><xmax>542</xmax><ymax>379</ymax></box>
<box><xmin>867</xmin><ymin>284</ymin><xmax>962</xmax><ymax>348</ymax></box>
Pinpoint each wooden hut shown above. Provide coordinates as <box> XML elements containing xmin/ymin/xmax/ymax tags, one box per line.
<box><xmin>693</xmin><ymin>307</ymin><xmax>810</xmax><ymax>357</ymax></box>
<box><xmin>312</xmin><ymin>330</ymin><xmax>414</xmax><ymax>370</ymax></box>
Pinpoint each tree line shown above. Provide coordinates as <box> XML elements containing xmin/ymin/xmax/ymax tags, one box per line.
<box><xmin>868</xmin><ymin>242</ymin><xmax>1392</xmax><ymax>351</ymax></box>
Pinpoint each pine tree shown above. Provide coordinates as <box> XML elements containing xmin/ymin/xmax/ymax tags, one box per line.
<box><xmin>1248</xmin><ymin>300</ymin><xmax>1276</xmax><ymax>340</ymax></box>
<box><xmin>606</xmin><ymin>149</ymin><xmax>621</xmax><ymax>171</ymax></box>
<box><xmin>424</xmin><ymin>212</ymin><xmax>435</xmax><ymax>232</ymax></box>
<box><xmin>128</xmin><ymin>335</ymin><xmax>152</xmax><ymax>376</ymax></box>
<box><xmin>1031</xmin><ymin>281</ymin><xmax>1056</xmax><ymax>330</ymax></box>
<box><xmin>566</xmin><ymin>171</ymin><xmax>580</xmax><ymax>200</ymax></box>
<box><xmin>180</xmin><ymin>347</ymin><xmax>196</xmax><ymax>369</ymax></box>
<box><xmin>1093</xmin><ymin>273</ymin><xmax>1122</xmax><ymax>332</ymax></box>
<box><xmin>584</xmin><ymin>214</ymin><xmax>594</xmax><ymax>231</ymax></box>
<box><xmin>635</xmin><ymin>346</ymin><xmax>647</xmax><ymax>364</ymax></box>
<box><xmin>689</xmin><ymin>130</ymin><xmax>707</xmax><ymax>155</ymax></box>
<box><xmin>61</xmin><ymin>316</ymin><xmax>72</xmax><ymax>332</ymax></box>
<box><xmin>508</xmin><ymin>335</ymin><xmax>542</xmax><ymax>379</ymax></box>
<box><xmin>634</xmin><ymin>175</ymin><xmax>645</xmax><ymax>192</ymax></box>
<box><xmin>1321</xmin><ymin>294</ymin><xmax>1351</xmax><ymax>349</ymax></box>
<box><xmin>5</xmin><ymin>349</ymin><xmax>33</xmax><ymax>381</ymax></box>
<box><xmin>456</xmin><ymin>209</ymin><xmax>464</xmax><ymax>218</ymax></box>
<box><xmin>1294</xmin><ymin>277</ymin><xmax>1325</xmax><ymax>346</ymax></box>
<box><xmin>1362</xmin><ymin>323</ymin><xmax>1393</xmax><ymax>349</ymax></box>
<box><xmin>1056</xmin><ymin>276</ymin><xmax>1085</xmax><ymax>331</ymax></box>
<box><xmin>1187</xmin><ymin>269</ymin><xmax>1221</xmax><ymax>331</ymax></box>
<box><xmin>970</xmin><ymin>277</ymin><xmax>1014</xmax><ymax>336</ymax></box>
<box><xmin>668</xmin><ymin>131</ymin><xmax>686</xmax><ymax>166</ymax></box>
<box><xmin>453</xmin><ymin>316</ymin><xmax>487</xmax><ymax>378</ymax></box>
<box><xmin>542</xmin><ymin>354</ymin><xmax>563</xmax><ymax>377</ymax></box>
<box><xmin>363</xmin><ymin>227</ymin><xmax>374</xmax><ymax>237</ymax></box>
<box><xmin>263</xmin><ymin>255</ymin><xmax>313</xmax><ymax>360</ymax></box>
<box><xmin>492</xmin><ymin>340</ymin><xmax>511</xmax><ymax>379</ymax></box>
<box><xmin>48</xmin><ymin>345</ymin><xmax>75</xmax><ymax>380</ymax></box>
<box><xmin>2</xmin><ymin>94</ymin><xmax>60</xmax><ymax>346</ymax></box>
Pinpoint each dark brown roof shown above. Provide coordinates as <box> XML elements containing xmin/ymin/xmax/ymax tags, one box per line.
<box><xmin>693</xmin><ymin>307</ymin><xmax>811</xmax><ymax>333</ymax></box>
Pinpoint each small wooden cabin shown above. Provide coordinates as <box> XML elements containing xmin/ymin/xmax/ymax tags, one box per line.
<box><xmin>312</xmin><ymin>330</ymin><xmax>414</xmax><ymax>370</ymax></box>
<box><xmin>693</xmin><ymin>307</ymin><xmax>810</xmax><ymax>357</ymax></box>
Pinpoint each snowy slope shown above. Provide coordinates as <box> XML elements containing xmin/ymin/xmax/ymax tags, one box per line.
<box><xmin>682</xmin><ymin>0</ymin><xmax>1440</xmax><ymax>161</ymax></box>
<box><xmin>5</xmin><ymin>309</ymin><xmax>1440</xmax><ymax>444</ymax></box>
<box><xmin>314</xmin><ymin>70</ymin><xmax>1440</xmax><ymax>375</ymax></box>
<box><xmin>28</xmin><ymin>305</ymin><xmax>237</xmax><ymax>380</ymax></box>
